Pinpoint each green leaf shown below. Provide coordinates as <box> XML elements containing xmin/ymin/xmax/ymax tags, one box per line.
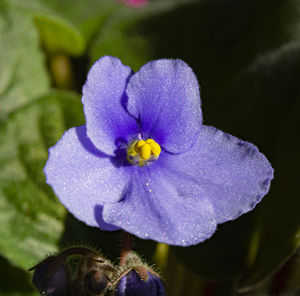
<box><xmin>12</xmin><ymin>0</ymin><xmax>119</xmax><ymax>56</ymax></box>
<box><xmin>0</xmin><ymin>90</ymin><xmax>84</xmax><ymax>270</ymax></box>
<box><xmin>33</xmin><ymin>0</ymin><xmax>118</xmax><ymax>44</ymax></box>
<box><xmin>0</xmin><ymin>1</ymin><xmax>49</xmax><ymax>121</ymax></box>
<box><xmin>33</xmin><ymin>12</ymin><xmax>85</xmax><ymax>56</ymax></box>
<box><xmin>89</xmin><ymin>5</ymin><xmax>155</xmax><ymax>71</ymax></box>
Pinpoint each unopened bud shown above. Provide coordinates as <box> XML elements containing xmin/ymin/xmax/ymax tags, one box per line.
<box><xmin>30</xmin><ymin>256</ymin><xmax>71</xmax><ymax>296</ymax></box>
<box><xmin>113</xmin><ymin>252</ymin><xmax>166</xmax><ymax>296</ymax></box>
<box><xmin>84</xmin><ymin>270</ymin><xmax>108</xmax><ymax>295</ymax></box>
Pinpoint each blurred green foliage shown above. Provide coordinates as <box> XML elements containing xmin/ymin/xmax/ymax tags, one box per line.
<box><xmin>1</xmin><ymin>0</ymin><xmax>300</xmax><ymax>295</ymax></box>
<box><xmin>0</xmin><ymin>0</ymin><xmax>49</xmax><ymax>121</ymax></box>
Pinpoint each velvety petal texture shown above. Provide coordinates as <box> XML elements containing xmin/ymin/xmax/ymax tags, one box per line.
<box><xmin>103</xmin><ymin>166</ymin><xmax>217</xmax><ymax>246</ymax></box>
<box><xmin>44</xmin><ymin>126</ymin><xmax>129</xmax><ymax>227</ymax></box>
<box><xmin>126</xmin><ymin>59</ymin><xmax>202</xmax><ymax>154</ymax></box>
<box><xmin>116</xmin><ymin>271</ymin><xmax>166</xmax><ymax>296</ymax></box>
<box><xmin>44</xmin><ymin>56</ymin><xmax>274</xmax><ymax>246</ymax></box>
<box><xmin>82</xmin><ymin>56</ymin><xmax>138</xmax><ymax>156</ymax></box>
<box><xmin>157</xmin><ymin>125</ymin><xmax>274</xmax><ymax>224</ymax></box>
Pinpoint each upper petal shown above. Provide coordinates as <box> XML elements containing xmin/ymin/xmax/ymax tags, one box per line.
<box><xmin>44</xmin><ymin>125</ymin><xmax>130</xmax><ymax>228</ymax></box>
<box><xmin>126</xmin><ymin>59</ymin><xmax>202</xmax><ymax>154</ymax></box>
<box><xmin>82</xmin><ymin>56</ymin><xmax>138</xmax><ymax>156</ymax></box>
<box><xmin>158</xmin><ymin>125</ymin><xmax>274</xmax><ymax>224</ymax></box>
<box><xmin>103</xmin><ymin>167</ymin><xmax>217</xmax><ymax>246</ymax></box>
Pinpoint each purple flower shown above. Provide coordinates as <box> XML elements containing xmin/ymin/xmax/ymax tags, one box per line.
<box><xmin>44</xmin><ymin>56</ymin><xmax>274</xmax><ymax>246</ymax></box>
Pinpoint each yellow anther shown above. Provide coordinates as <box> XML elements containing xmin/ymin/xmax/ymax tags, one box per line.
<box><xmin>139</xmin><ymin>143</ymin><xmax>151</xmax><ymax>160</ymax></box>
<box><xmin>132</xmin><ymin>140</ymin><xmax>144</xmax><ymax>154</ymax></box>
<box><xmin>129</xmin><ymin>150</ymin><xmax>137</xmax><ymax>157</ymax></box>
<box><xmin>136</xmin><ymin>140</ymin><xmax>146</xmax><ymax>148</ymax></box>
<box><xmin>145</xmin><ymin>139</ymin><xmax>155</xmax><ymax>144</ymax></box>
<box><xmin>149</xmin><ymin>142</ymin><xmax>161</xmax><ymax>157</ymax></box>
<box><xmin>127</xmin><ymin>138</ymin><xmax>161</xmax><ymax>166</ymax></box>
<box><xmin>128</xmin><ymin>140</ymin><xmax>138</xmax><ymax>157</ymax></box>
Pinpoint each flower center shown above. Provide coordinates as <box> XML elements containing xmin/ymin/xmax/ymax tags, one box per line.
<box><xmin>127</xmin><ymin>138</ymin><xmax>161</xmax><ymax>166</ymax></box>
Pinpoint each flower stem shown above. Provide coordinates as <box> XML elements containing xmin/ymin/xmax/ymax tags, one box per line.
<box><xmin>153</xmin><ymin>243</ymin><xmax>169</xmax><ymax>270</ymax></box>
<box><xmin>120</xmin><ymin>231</ymin><xmax>132</xmax><ymax>266</ymax></box>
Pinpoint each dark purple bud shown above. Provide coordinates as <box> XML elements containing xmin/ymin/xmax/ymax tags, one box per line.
<box><xmin>84</xmin><ymin>269</ymin><xmax>108</xmax><ymax>294</ymax></box>
<box><xmin>30</xmin><ymin>256</ymin><xmax>71</xmax><ymax>296</ymax></box>
<box><xmin>116</xmin><ymin>267</ymin><xmax>166</xmax><ymax>296</ymax></box>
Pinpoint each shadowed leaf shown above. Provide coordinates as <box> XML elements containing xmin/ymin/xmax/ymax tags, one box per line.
<box><xmin>0</xmin><ymin>90</ymin><xmax>84</xmax><ymax>269</ymax></box>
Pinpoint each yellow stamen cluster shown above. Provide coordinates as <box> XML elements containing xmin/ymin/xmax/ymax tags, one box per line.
<box><xmin>127</xmin><ymin>139</ymin><xmax>161</xmax><ymax>166</ymax></box>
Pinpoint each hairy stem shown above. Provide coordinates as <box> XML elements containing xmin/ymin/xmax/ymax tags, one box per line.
<box><xmin>120</xmin><ymin>231</ymin><xmax>132</xmax><ymax>266</ymax></box>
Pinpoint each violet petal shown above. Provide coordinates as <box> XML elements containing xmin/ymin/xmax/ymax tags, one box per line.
<box><xmin>126</xmin><ymin>59</ymin><xmax>202</xmax><ymax>154</ymax></box>
<box><xmin>44</xmin><ymin>125</ymin><xmax>130</xmax><ymax>227</ymax></box>
<box><xmin>82</xmin><ymin>56</ymin><xmax>138</xmax><ymax>156</ymax></box>
<box><xmin>103</xmin><ymin>166</ymin><xmax>217</xmax><ymax>246</ymax></box>
<box><xmin>157</xmin><ymin>125</ymin><xmax>274</xmax><ymax>224</ymax></box>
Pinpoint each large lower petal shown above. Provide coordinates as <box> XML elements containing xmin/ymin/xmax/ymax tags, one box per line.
<box><xmin>157</xmin><ymin>125</ymin><xmax>274</xmax><ymax>224</ymax></box>
<box><xmin>103</xmin><ymin>167</ymin><xmax>217</xmax><ymax>246</ymax></box>
<box><xmin>44</xmin><ymin>125</ymin><xmax>130</xmax><ymax>228</ymax></box>
<box><xmin>126</xmin><ymin>59</ymin><xmax>202</xmax><ymax>154</ymax></box>
<box><xmin>82</xmin><ymin>56</ymin><xmax>138</xmax><ymax>156</ymax></box>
